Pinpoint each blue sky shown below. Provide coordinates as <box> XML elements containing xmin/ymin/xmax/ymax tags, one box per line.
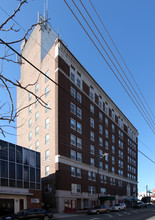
<box><xmin>0</xmin><ymin>0</ymin><xmax>155</xmax><ymax>194</ymax></box>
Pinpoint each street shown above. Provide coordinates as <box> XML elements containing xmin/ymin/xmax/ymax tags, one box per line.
<box><xmin>54</xmin><ymin>205</ymin><xmax>155</xmax><ymax>220</ymax></box>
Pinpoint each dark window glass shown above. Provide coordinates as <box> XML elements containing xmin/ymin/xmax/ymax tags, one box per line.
<box><xmin>17</xmin><ymin>181</ymin><xmax>23</xmax><ymax>188</ymax></box>
<box><xmin>36</xmin><ymin>152</ymin><xmax>40</xmax><ymax>168</ymax></box>
<box><xmin>36</xmin><ymin>169</ymin><xmax>40</xmax><ymax>183</ymax></box>
<box><xmin>9</xmin><ymin>162</ymin><xmax>15</xmax><ymax>179</ymax></box>
<box><xmin>9</xmin><ymin>180</ymin><xmax>15</xmax><ymax>187</ymax></box>
<box><xmin>16</xmin><ymin>146</ymin><xmax>22</xmax><ymax>163</ymax></box>
<box><xmin>0</xmin><ymin>140</ymin><xmax>8</xmax><ymax>160</ymax></box>
<box><xmin>17</xmin><ymin>164</ymin><xmax>22</xmax><ymax>180</ymax></box>
<box><xmin>30</xmin><ymin>183</ymin><xmax>35</xmax><ymax>189</ymax></box>
<box><xmin>30</xmin><ymin>167</ymin><xmax>35</xmax><ymax>182</ymax></box>
<box><xmin>24</xmin><ymin>166</ymin><xmax>29</xmax><ymax>181</ymax></box>
<box><xmin>23</xmin><ymin>149</ymin><xmax>29</xmax><ymax>165</ymax></box>
<box><xmin>9</xmin><ymin>144</ymin><xmax>15</xmax><ymax>162</ymax></box>
<box><xmin>24</xmin><ymin>182</ymin><xmax>29</xmax><ymax>188</ymax></box>
<box><xmin>1</xmin><ymin>161</ymin><xmax>8</xmax><ymax>178</ymax></box>
<box><xmin>29</xmin><ymin>151</ymin><xmax>35</xmax><ymax>167</ymax></box>
<box><xmin>1</xmin><ymin>178</ymin><xmax>8</xmax><ymax>186</ymax></box>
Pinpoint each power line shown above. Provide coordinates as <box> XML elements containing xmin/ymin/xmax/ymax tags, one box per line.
<box><xmin>89</xmin><ymin>0</ymin><xmax>155</xmax><ymax>123</ymax></box>
<box><xmin>64</xmin><ymin>0</ymin><xmax>155</xmax><ymax>134</ymax></box>
<box><xmin>79</xmin><ymin>0</ymin><xmax>155</xmax><ymax>129</ymax></box>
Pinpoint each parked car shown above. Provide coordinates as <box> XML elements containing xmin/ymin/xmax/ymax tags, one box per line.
<box><xmin>88</xmin><ymin>205</ymin><xmax>110</xmax><ymax>214</ymax></box>
<box><xmin>1</xmin><ymin>208</ymin><xmax>53</xmax><ymax>220</ymax></box>
<box><xmin>133</xmin><ymin>202</ymin><xmax>147</xmax><ymax>208</ymax></box>
<box><xmin>112</xmin><ymin>203</ymin><xmax>126</xmax><ymax>211</ymax></box>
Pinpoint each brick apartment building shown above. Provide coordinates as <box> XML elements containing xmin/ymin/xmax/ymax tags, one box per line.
<box><xmin>17</xmin><ymin>16</ymin><xmax>138</xmax><ymax>213</ymax></box>
<box><xmin>0</xmin><ymin>139</ymin><xmax>41</xmax><ymax>216</ymax></box>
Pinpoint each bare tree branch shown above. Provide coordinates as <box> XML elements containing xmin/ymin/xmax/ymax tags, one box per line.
<box><xmin>0</xmin><ymin>0</ymin><xmax>27</xmax><ymax>30</ymax></box>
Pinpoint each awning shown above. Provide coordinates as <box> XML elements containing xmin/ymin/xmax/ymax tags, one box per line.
<box><xmin>99</xmin><ymin>196</ymin><xmax>115</xmax><ymax>201</ymax></box>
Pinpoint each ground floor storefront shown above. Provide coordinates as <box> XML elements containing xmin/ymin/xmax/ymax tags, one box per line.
<box><xmin>55</xmin><ymin>190</ymin><xmax>131</xmax><ymax>213</ymax></box>
<box><xmin>0</xmin><ymin>187</ymin><xmax>42</xmax><ymax>216</ymax></box>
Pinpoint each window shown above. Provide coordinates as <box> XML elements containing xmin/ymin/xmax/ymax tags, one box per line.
<box><xmin>112</xmin><ymin>156</ymin><xmax>115</xmax><ymax>165</ymax></box>
<box><xmin>70</xmin><ymin>102</ymin><xmax>76</xmax><ymax>115</ymax></box>
<box><xmin>35</xmin><ymin>126</ymin><xmax>39</xmax><ymax>136</ymax></box>
<box><xmin>71</xmin><ymin>118</ymin><xmax>76</xmax><ymax>130</ymax></box>
<box><xmin>90</xmin><ymin>117</ymin><xmax>94</xmax><ymax>128</ymax></box>
<box><xmin>71</xmin><ymin>167</ymin><xmax>76</xmax><ymax>177</ymax></box>
<box><xmin>45</xmin><ymin>101</ymin><xmax>49</xmax><ymax>113</ymax></box>
<box><xmin>88</xmin><ymin>186</ymin><xmax>96</xmax><ymax>194</ymax></box>
<box><xmin>112</xmin><ymin>124</ymin><xmax>115</xmax><ymax>133</ymax></box>
<box><xmin>88</xmin><ymin>172</ymin><xmax>91</xmax><ymax>180</ymax></box>
<box><xmin>29</xmin><ymin>105</ymin><xmax>32</xmax><ymax>114</ymax></box>
<box><xmin>99</xmin><ymin>149</ymin><xmax>103</xmax><ymax>155</ymax></box>
<box><xmin>99</xmin><ymin>124</ymin><xmax>103</xmax><ymax>135</ymax></box>
<box><xmin>71</xmin><ymin>134</ymin><xmax>76</xmax><ymax>146</ymax></box>
<box><xmin>77</xmin><ymin>107</ymin><xmax>82</xmax><ymax>119</ymax></box>
<box><xmin>77</xmin><ymin>152</ymin><xmax>82</xmax><ymax>162</ymax></box>
<box><xmin>105</xmin><ymin>118</ymin><xmax>108</xmax><ymax>127</ymax></box>
<box><xmin>99</xmin><ymin>112</ymin><xmax>103</xmax><ymax>121</ymax></box>
<box><xmin>71</xmin><ymin>72</ymin><xmax>75</xmax><ymax>82</ymax></box>
<box><xmin>71</xmin><ymin>150</ymin><xmax>76</xmax><ymax>160</ymax></box>
<box><xmin>28</xmin><ymin>93</ymin><xmax>32</xmax><ymax>101</ymax></box>
<box><xmin>45</xmin><ymin>134</ymin><xmax>49</xmax><ymax>145</ymax></box>
<box><xmin>101</xmin><ymin>188</ymin><xmax>106</xmax><ymax>195</ymax></box>
<box><xmin>105</xmin><ymin>141</ymin><xmax>108</xmax><ymax>149</ymax></box>
<box><xmin>104</xmin><ymin>176</ymin><xmax>107</xmax><ymax>184</ymax></box>
<box><xmin>100</xmin><ymin>175</ymin><xmax>103</xmax><ymax>183</ymax></box>
<box><xmin>90</xmin><ymin>158</ymin><xmax>94</xmax><ymax>167</ymax></box>
<box><xmin>35</xmin><ymin>100</ymin><xmax>39</xmax><ymax>108</ymax></box>
<box><xmin>90</xmin><ymin>104</ymin><xmax>94</xmax><ymax>114</ymax></box>
<box><xmin>29</xmin><ymin>132</ymin><xmax>32</xmax><ymax>141</ymax></box>
<box><xmin>45</xmin><ymin>166</ymin><xmax>49</xmax><ymax>176</ymax></box>
<box><xmin>35</xmin><ymin>141</ymin><xmax>39</xmax><ymax>151</ymax></box>
<box><xmin>45</xmin><ymin>150</ymin><xmax>49</xmax><ymax>160</ymax></box>
<box><xmin>105</xmin><ymin>154</ymin><xmax>108</xmax><ymax>161</ymax></box>
<box><xmin>90</xmin><ymin>131</ymin><xmax>94</xmax><ymax>141</ymax></box>
<box><xmin>112</xmin><ymin>110</ymin><xmax>115</xmax><ymax>120</ymax></box>
<box><xmin>71</xmin><ymin>184</ymin><xmax>81</xmax><ymax>193</ymax></box>
<box><xmin>45</xmin><ymin>117</ymin><xmax>49</xmax><ymax>129</ymax></box>
<box><xmin>112</xmin><ymin>134</ymin><xmax>115</xmax><ymax>143</ymax></box>
<box><xmin>105</xmin><ymin>164</ymin><xmax>108</xmax><ymax>171</ymax></box>
<box><xmin>105</xmin><ymin>129</ymin><xmax>108</xmax><ymax>138</ymax></box>
<box><xmin>45</xmin><ymin>86</ymin><xmax>49</xmax><ymax>97</ymax></box>
<box><xmin>35</xmin><ymin>112</ymin><xmax>39</xmax><ymax>122</ymax></box>
<box><xmin>90</xmin><ymin>145</ymin><xmax>94</xmax><ymax>155</ymax></box>
<box><xmin>105</xmin><ymin>103</ymin><xmax>108</xmax><ymax>115</ymax></box>
<box><xmin>77</xmin><ymin>137</ymin><xmax>82</xmax><ymax>149</ymax></box>
<box><xmin>99</xmin><ymin>161</ymin><xmax>103</xmax><ymax>169</ymax></box>
<box><xmin>71</xmin><ymin>87</ymin><xmax>76</xmax><ymax>98</ymax></box>
<box><xmin>35</xmin><ymin>83</ymin><xmax>39</xmax><ymax>93</ymax></box>
<box><xmin>112</xmin><ymin>145</ymin><xmax>115</xmax><ymax>154</ymax></box>
<box><xmin>77</xmin><ymin>78</ymin><xmax>81</xmax><ymax>88</ymax></box>
<box><xmin>29</xmin><ymin>145</ymin><xmax>32</xmax><ymax>150</ymax></box>
<box><xmin>92</xmin><ymin>173</ymin><xmax>96</xmax><ymax>181</ymax></box>
<box><xmin>77</xmin><ymin>168</ymin><xmax>81</xmax><ymax>178</ymax></box>
<box><xmin>90</xmin><ymin>90</ymin><xmax>94</xmax><ymax>101</ymax></box>
<box><xmin>45</xmin><ymin>70</ymin><xmax>49</xmax><ymax>83</ymax></box>
<box><xmin>112</xmin><ymin>167</ymin><xmax>115</xmax><ymax>174</ymax></box>
<box><xmin>29</xmin><ymin>119</ymin><xmax>32</xmax><ymax>128</ymax></box>
<box><xmin>99</xmin><ymin>137</ymin><xmax>103</xmax><ymax>146</ymax></box>
<box><xmin>99</xmin><ymin>97</ymin><xmax>102</xmax><ymax>109</ymax></box>
<box><xmin>77</xmin><ymin>92</ymin><xmax>82</xmax><ymax>103</ymax></box>
<box><xmin>77</xmin><ymin>122</ymin><xmax>82</xmax><ymax>134</ymax></box>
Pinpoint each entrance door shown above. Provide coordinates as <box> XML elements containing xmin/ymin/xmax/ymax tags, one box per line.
<box><xmin>77</xmin><ymin>199</ymin><xmax>81</xmax><ymax>211</ymax></box>
<box><xmin>0</xmin><ymin>199</ymin><xmax>14</xmax><ymax>216</ymax></box>
<box><xmin>19</xmin><ymin>199</ymin><xmax>24</xmax><ymax>211</ymax></box>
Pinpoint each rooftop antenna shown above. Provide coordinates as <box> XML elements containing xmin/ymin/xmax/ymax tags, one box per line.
<box><xmin>44</xmin><ymin>0</ymin><xmax>48</xmax><ymax>21</ymax></box>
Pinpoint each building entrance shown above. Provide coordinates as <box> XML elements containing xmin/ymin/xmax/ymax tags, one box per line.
<box><xmin>0</xmin><ymin>199</ymin><xmax>14</xmax><ymax>216</ymax></box>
